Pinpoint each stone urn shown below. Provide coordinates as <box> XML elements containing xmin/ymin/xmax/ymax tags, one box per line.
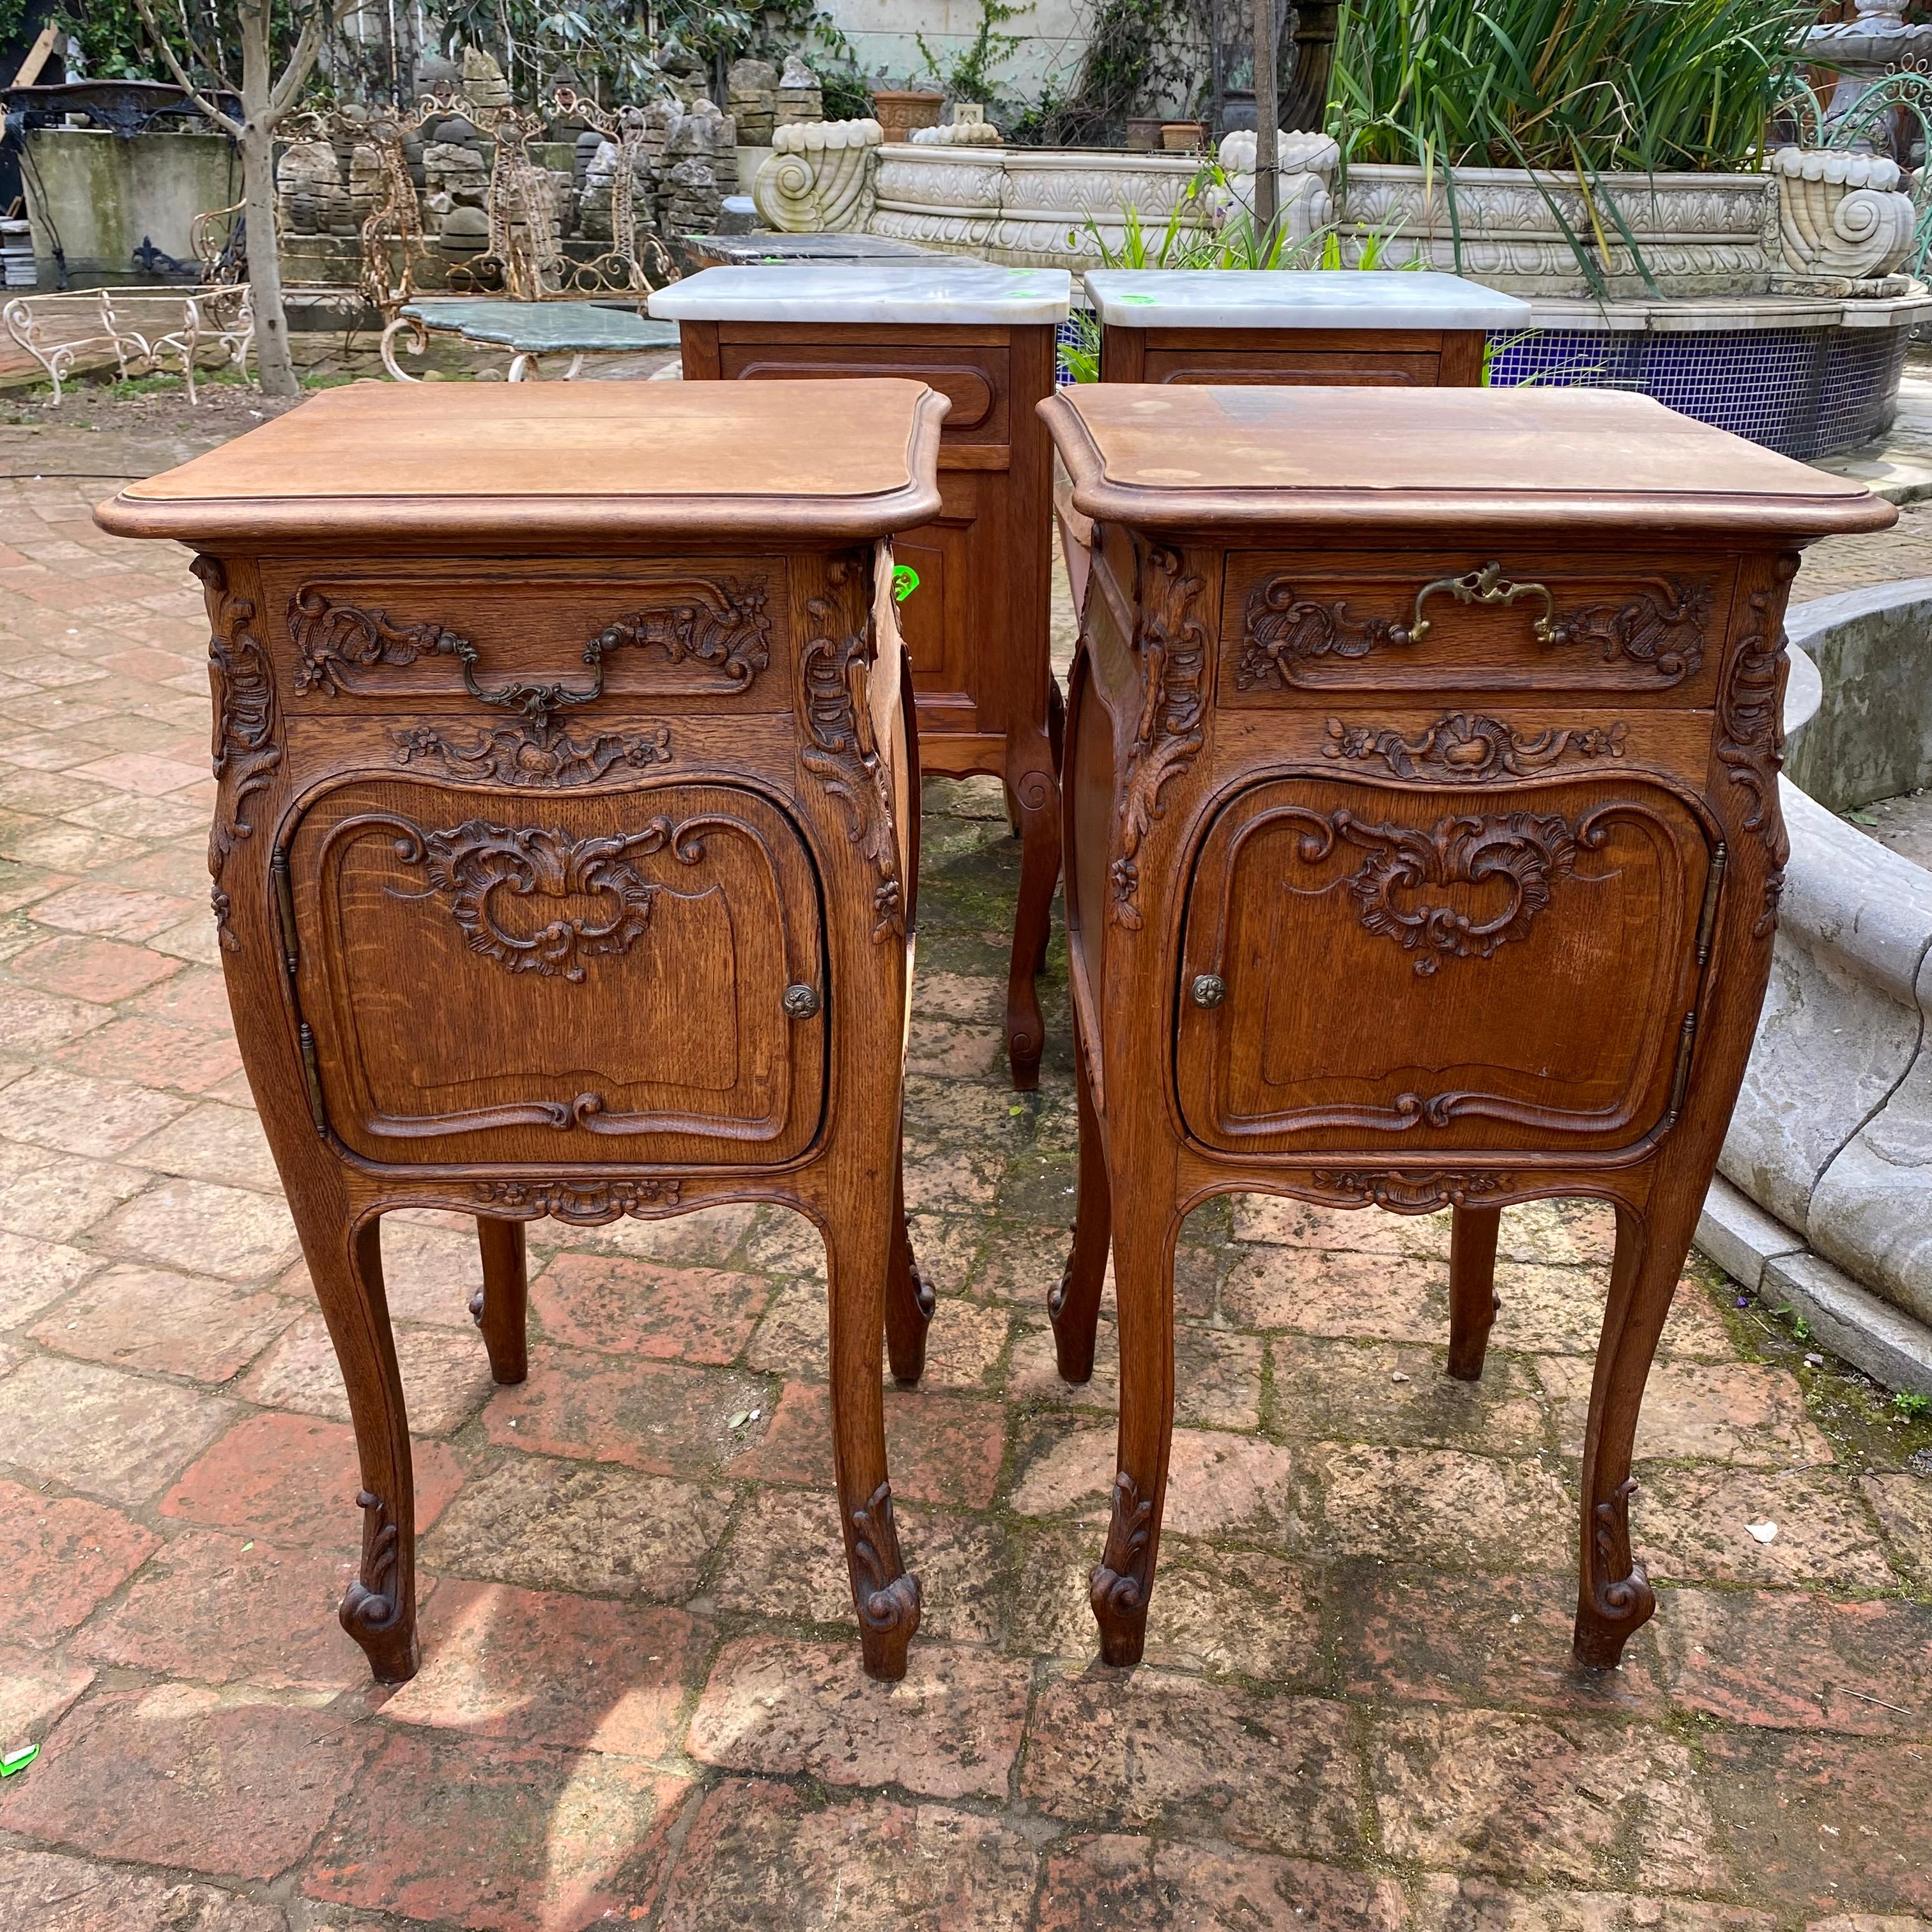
<box><xmin>871</xmin><ymin>89</ymin><xmax>944</xmax><ymax>141</ymax></box>
<box><xmin>752</xmin><ymin>117</ymin><xmax>885</xmax><ymax>231</ymax></box>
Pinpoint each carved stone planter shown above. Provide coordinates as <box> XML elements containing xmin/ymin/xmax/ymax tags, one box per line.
<box><xmin>1770</xmin><ymin>147</ymin><xmax>1919</xmax><ymax>293</ymax></box>
<box><xmin>751</xmin><ymin>118</ymin><xmax>885</xmax><ymax>234</ymax></box>
<box><xmin>1330</xmin><ymin>162</ymin><xmax>1781</xmax><ymax>296</ymax></box>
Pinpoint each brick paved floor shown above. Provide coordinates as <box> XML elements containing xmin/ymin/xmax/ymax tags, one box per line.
<box><xmin>0</xmin><ymin>389</ymin><xmax>1928</xmax><ymax>1929</ymax></box>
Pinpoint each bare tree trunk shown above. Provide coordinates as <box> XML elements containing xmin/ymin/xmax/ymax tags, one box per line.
<box><xmin>1253</xmin><ymin>0</ymin><xmax>1278</xmax><ymax>233</ymax></box>
<box><xmin>132</xmin><ymin>0</ymin><xmax>328</xmax><ymax>401</ymax></box>
<box><xmin>238</xmin><ymin>1</ymin><xmax>299</xmax><ymax>396</ymax></box>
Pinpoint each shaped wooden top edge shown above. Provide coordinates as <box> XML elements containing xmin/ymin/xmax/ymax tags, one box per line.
<box><xmin>1036</xmin><ymin>387</ymin><xmax>1897</xmax><ymax>540</ymax></box>
<box><xmin>95</xmin><ymin>379</ymin><xmax>950</xmax><ymax>548</ymax></box>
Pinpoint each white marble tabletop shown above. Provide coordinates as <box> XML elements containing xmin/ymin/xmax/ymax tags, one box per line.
<box><xmin>649</xmin><ymin>263</ymin><xmax>1073</xmax><ymax>325</ymax></box>
<box><xmin>1082</xmin><ymin>269</ymin><xmax>1531</xmax><ymax>331</ymax></box>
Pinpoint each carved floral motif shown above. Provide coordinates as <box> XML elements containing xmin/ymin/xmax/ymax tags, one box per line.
<box><xmin>1547</xmin><ymin>580</ymin><xmax>1712</xmax><ymax>684</ymax></box>
<box><xmin>1308</xmin><ymin>1170</ymin><xmax>1511</xmax><ymax>1211</ymax></box>
<box><xmin>800</xmin><ymin>560</ymin><xmax>903</xmax><ymax>940</ymax></box>
<box><xmin>394</xmin><ymin>719</ymin><xmax>673</xmax><ymax>786</ymax></box>
<box><xmin>1112</xmin><ymin>545</ymin><xmax>1208</xmax><ymax>928</ymax></box>
<box><xmin>1715</xmin><ymin>563</ymin><xmax>1796</xmax><ymax>936</ymax></box>
<box><xmin>1323</xmin><ymin>712</ymin><xmax>1627</xmax><ymax>781</ymax></box>
<box><xmin>470</xmin><ymin>1177</ymin><xmax>682</xmax><ymax>1223</ymax></box>
<box><xmin>195</xmin><ymin>557</ymin><xmax>282</xmax><ymax>952</ymax></box>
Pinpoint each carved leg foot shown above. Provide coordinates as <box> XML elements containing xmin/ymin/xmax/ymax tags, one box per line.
<box><xmin>472</xmin><ymin>1216</ymin><xmax>528</xmax><ymax>1385</ymax></box>
<box><xmin>1089</xmin><ymin>1176</ymin><xmax>1178</xmax><ymax>1669</ymax></box>
<box><xmin>1091</xmin><ymin>1469</ymin><xmax>1154</xmax><ymax>1666</ymax></box>
<box><xmin>1050</xmin><ymin>1025</ymin><xmax>1110</xmax><ymax>1384</ymax></box>
<box><xmin>1004</xmin><ymin>729</ymin><xmax>1062</xmax><ymax>1091</ymax></box>
<box><xmin>1573</xmin><ymin>1192</ymin><xmax>1693</xmax><ymax>1668</ymax></box>
<box><xmin>1447</xmin><ymin>1203</ymin><xmax>1503</xmax><ymax>1382</ymax></box>
<box><xmin>295</xmin><ymin>1210</ymin><xmax>420</xmax><ymax>1684</ymax></box>
<box><xmin>825</xmin><ymin>1182</ymin><xmax>921</xmax><ymax>1682</ymax></box>
<box><xmin>885</xmin><ymin>1158</ymin><xmax>935</xmax><ymax>1387</ymax></box>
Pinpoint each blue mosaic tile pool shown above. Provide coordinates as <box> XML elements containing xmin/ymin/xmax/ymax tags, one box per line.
<box><xmin>1054</xmin><ymin>314</ymin><xmax>1908</xmax><ymax>458</ymax></box>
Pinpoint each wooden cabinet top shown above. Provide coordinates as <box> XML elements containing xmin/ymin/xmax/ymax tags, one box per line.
<box><xmin>95</xmin><ymin>379</ymin><xmax>949</xmax><ymax>549</ymax></box>
<box><xmin>1082</xmin><ymin>268</ymin><xmax>1530</xmax><ymax>331</ymax></box>
<box><xmin>1040</xmin><ymin>384</ymin><xmax>1895</xmax><ymax>539</ymax></box>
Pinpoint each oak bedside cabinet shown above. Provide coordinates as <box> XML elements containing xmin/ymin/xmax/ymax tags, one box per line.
<box><xmin>652</xmin><ymin>263</ymin><xmax>1072</xmax><ymax>1087</ymax></box>
<box><xmin>1083</xmin><ymin>268</ymin><xmax>1531</xmax><ymax>388</ymax></box>
<box><xmin>1038</xmin><ymin>383</ymin><xmax>1892</xmax><ymax>1671</ymax></box>
<box><xmin>95</xmin><ymin>378</ymin><xmax>949</xmax><ymax>1685</ymax></box>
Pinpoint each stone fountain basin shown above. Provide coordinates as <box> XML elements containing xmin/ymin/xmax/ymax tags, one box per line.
<box><xmin>1703</xmin><ymin>579</ymin><xmax>1932</xmax><ymax>1393</ymax></box>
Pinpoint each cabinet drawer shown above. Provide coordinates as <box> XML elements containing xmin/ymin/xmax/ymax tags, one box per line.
<box><xmin>717</xmin><ymin>343</ymin><xmax>1009</xmax><ymax>445</ymax></box>
<box><xmin>286</xmin><ymin>776</ymin><xmax>826</xmax><ymax>1168</ymax></box>
<box><xmin>1142</xmin><ymin>349</ymin><xmax>1441</xmax><ymax>387</ymax></box>
<box><xmin>1175</xmin><ymin>772</ymin><xmax>1715</xmax><ymax>1156</ymax></box>
<box><xmin>1219</xmin><ymin>550</ymin><xmax>1731</xmax><ymax>704</ymax></box>
<box><xmin>259</xmin><ymin>562</ymin><xmax>786</xmax><ymax>714</ymax></box>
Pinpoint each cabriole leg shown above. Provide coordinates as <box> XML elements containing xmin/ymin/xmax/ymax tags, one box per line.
<box><xmin>295</xmin><ymin>1207</ymin><xmax>419</xmax><ymax>1684</ymax></box>
<box><xmin>1573</xmin><ymin>1184</ymin><xmax>1700</xmax><ymax>1668</ymax></box>
<box><xmin>1050</xmin><ymin>1019</ymin><xmax>1110</xmax><ymax>1384</ymax></box>
<box><xmin>1091</xmin><ymin>1184</ymin><xmax>1179</xmax><ymax>1667</ymax></box>
<box><xmin>1447</xmin><ymin>1203</ymin><xmax>1503</xmax><ymax>1381</ymax></box>
<box><xmin>471</xmin><ymin>1215</ymin><xmax>528</xmax><ymax>1386</ymax></box>
<box><xmin>825</xmin><ymin>1183</ymin><xmax>922</xmax><ymax>1681</ymax></box>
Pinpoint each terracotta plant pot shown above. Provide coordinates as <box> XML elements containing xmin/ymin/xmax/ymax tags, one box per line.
<box><xmin>1125</xmin><ymin>116</ymin><xmax>1166</xmax><ymax>151</ymax></box>
<box><xmin>1161</xmin><ymin>121</ymin><xmax>1208</xmax><ymax>151</ymax></box>
<box><xmin>871</xmin><ymin>89</ymin><xmax>945</xmax><ymax>141</ymax></box>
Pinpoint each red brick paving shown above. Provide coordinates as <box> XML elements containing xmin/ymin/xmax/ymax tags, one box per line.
<box><xmin>0</xmin><ymin>398</ymin><xmax>1928</xmax><ymax>1928</ymax></box>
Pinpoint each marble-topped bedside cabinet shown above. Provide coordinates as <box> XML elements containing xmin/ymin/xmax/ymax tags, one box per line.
<box><xmin>1083</xmin><ymin>269</ymin><xmax>1532</xmax><ymax>388</ymax></box>
<box><xmin>652</xmin><ymin>263</ymin><xmax>1074</xmax><ymax>1087</ymax></box>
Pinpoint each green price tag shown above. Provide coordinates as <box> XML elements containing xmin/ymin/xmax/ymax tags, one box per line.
<box><xmin>892</xmin><ymin>565</ymin><xmax>920</xmax><ymax>604</ymax></box>
<box><xmin>1123</xmin><ymin>294</ymin><xmax>1158</xmax><ymax>304</ymax></box>
<box><xmin>1</xmin><ymin>1744</ymin><xmax>38</xmax><ymax>1777</ymax></box>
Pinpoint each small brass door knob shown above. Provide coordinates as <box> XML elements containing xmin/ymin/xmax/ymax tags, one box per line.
<box><xmin>1190</xmin><ymin>974</ymin><xmax>1226</xmax><ymax>1009</ymax></box>
<box><xmin>782</xmin><ymin>983</ymin><xmax>820</xmax><ymax>1018</ymax></box>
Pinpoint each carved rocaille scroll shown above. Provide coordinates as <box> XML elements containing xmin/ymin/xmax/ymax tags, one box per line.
<box><xmin>289</xmin><ymin>580</ymin><xmax>772</xmax><ymax>698</ymax></box>
<box><xmin>394</xmin><ymin>816</ymin><xmax>680</xmax><ymax>981</ymax></box>
<box><xmin>195</xmin><ymin>557</ymin><xmax>282</xmax><ymax>951</ymax></box>
<box><xmin>1284</xmin><ymin>806</ymin><xmax>1582</xmax><ymax>976</ymax></box>
<box><xmin>801</xmin><ymin>558</ymin><xmax>904</xmax><ymax>941</ymax></box>
<box><xmin>290</xmin><ymin>586</ymin><xmax>465</xmax><ymax>694</ymax></box>
<box><xmin>1239</xmin><ymin>579</ymin><xmax>1411</xmax><ymax>688</ymax></box>
<box><xmin>849</xmin><ymin>1480</ymin><xmax>921</xmax><ymax>1674</ymax></box>
<box><xmin>339</xmin><ymin>1488</ymin><xmax>406</xmax><ymax>1645</ymax></box>
<box><xmin>1238</xmin><ymin>572</ymin><xmax>1712</xmax><ymax>689</ymax></box>
<box><xmin>1715</xmin><ymin>558</ymin><xmax>1797</xmax><ymax>937</ymax></box>
<box><xmin>1308</xmin><ymin>1170</ymin><xmax>1510</xmax><ymax>1211</ymax></box>
<box><xmin>470</xmin><ymin>1177</ymin><xmax>682</xmax><ymax>1223</ymax></box>
<box><xmin>1584</xmin><ymin>1474</ymin><xmax>1656</xmax><ymax>1650</ymax></box>
<box><xmin>1090</xmin><ymin>1469</ymin><xmax>1155</xmax><ymax>1655</ymax></box>
<box><xmin>1323</xmin><ymin>712</ymin><xmax>1627</xmax><ymax>782</ymax></box>
<box><xmin>394</xmin><ymin>720</ymin><xmax>673</xmax><ymax>787</ymax></box>
<box><xmin>1112</xmin><ymin>544</ymin><xmax>1208</xmax><ymax>928</ymax></box>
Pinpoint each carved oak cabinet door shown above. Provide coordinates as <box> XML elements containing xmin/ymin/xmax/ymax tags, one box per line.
<box><xmin>95</xmin><ymin>379</ymin><xmax>948</xmax><ymax>1687</ymax></box>
<box><xmin>1039</xmin><ymin>383</ymin><xmax>1894</xmax><ymax>1675</ymax></box>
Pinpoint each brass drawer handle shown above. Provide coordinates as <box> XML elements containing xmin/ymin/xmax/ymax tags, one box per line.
<box><xmin>1408</xmin><ymin>562</ymin><xmax>1556</xmax><ymax>646</ymax></box>
<box><xmin>457</xmin><ymin>631</ymin><xmax>606</xmax><ymax>729</ymax></box>
<box><xmin>782</xmin><ymin>983</ymin><xmax>821</xmax><ymax>1018</ymax></box>
<box><xmin>1190</xmin><ymin>974</ymin><xmax>1226</xmax><ymax>1009</ymax></box>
